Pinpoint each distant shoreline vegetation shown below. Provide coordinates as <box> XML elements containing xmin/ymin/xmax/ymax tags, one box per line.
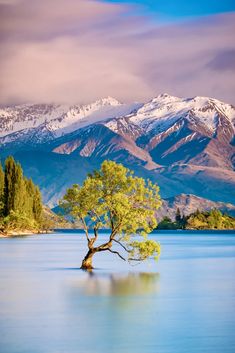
<box><xmin>157</xmin><ymin>208</ymin><xmax>235</xmax><ymax>230</ymax></box>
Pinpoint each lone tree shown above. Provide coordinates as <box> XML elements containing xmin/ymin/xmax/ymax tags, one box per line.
<box><xmin>61</xmin><ymin>160</ymin><xmax>161</xmax><ymax>270</ymax></box>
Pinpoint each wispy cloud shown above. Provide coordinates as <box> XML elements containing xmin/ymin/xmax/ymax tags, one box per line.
<box><xmin>0</xmin><ymin>0</ymin><xmax>234</xmax><ymax>105</ymax></box>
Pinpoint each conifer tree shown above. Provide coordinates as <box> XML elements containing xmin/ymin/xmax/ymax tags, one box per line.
<box><xmin>175</xmin><ymin>207</ymin><xmax>182</xmax><ymax>224</ymax></box>
<box><xmin>24</xmin><ymin>178</ymin><xmax>35</xmax><ymax>218</ymax></box>
<box><xmin>3</xmin><ymin>156</ymin><xmax>26</xmax><ymax>216</ymax></box>
<box><xmin>2</xmin><ymin>156</ymin><xmax>43</xmax><ymax>230</ymax></box>
<box><xmin>0</xmin><ymin>162</ymin><xmax>4</xmax><ymax>215</ymax></box>
<box><xmin>4</xmin><ymin>156</ymin><xmax>17</xmax><ymax>215</ymax></box>
<box><xmin>32</xmin><ymin>185</ymin><xmax>43</xmax><ymax>223</ymax></box>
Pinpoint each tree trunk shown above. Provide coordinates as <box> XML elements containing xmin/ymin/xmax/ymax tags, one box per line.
<box><xmin>81</xmin><ymin>249</ymin><xmax>95</xmax><ymax>270</ymax></box>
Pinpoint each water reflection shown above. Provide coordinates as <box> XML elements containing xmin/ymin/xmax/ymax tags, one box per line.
<box><xmin>1</xmin><ymin>233</ymin><xmax>235</xmax><ymax>353</ymax></box>
<box><xmin>72</xmin><ymin>272</ymin><xmax>160</xmax><ymax>296</ymax></box>
<box><xmin>65</xmin><ymin>272</ymin><xmax>161</xmax><ymax>352</ymax></box>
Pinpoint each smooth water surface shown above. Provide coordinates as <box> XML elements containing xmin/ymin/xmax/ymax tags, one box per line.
<box><xmin>0</xmin><ymin>231</ymin><xmax>235</xmax><ymax>353</ymax></box>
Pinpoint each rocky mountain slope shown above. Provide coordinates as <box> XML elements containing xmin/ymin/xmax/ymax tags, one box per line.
<box><xmin>158</xmin><ymin>194</ymin><xmax>235</xmax><ymax>220</ymax></box>
<box><xmin>0</xmin><ymin>94</ymin><xmax>234</xmax><ymax>207</ymax></box>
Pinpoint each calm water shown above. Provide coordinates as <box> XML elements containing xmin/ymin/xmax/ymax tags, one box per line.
<box><xmin>0</xmin><ymin>231</ymin><xmax>235</xmax><ymax>353</ymax></box>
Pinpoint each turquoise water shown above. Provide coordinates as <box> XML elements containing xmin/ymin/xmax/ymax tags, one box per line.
<box><xmin>0</xmin><ymin>231</ymin><xmax>235</xmax><ymax>353</ymax></box>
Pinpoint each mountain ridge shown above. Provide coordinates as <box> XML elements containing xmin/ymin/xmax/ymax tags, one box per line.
<box><xmin>1</xmin><ymin>93</ymin><xmax>234</xmax><ymax>207</ymax></box>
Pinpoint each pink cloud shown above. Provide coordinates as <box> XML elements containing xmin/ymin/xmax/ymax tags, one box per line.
<box><xmin>0</xmin><ymin>0</ymin><xmax>235</xmax><ymax>105</ymax></box>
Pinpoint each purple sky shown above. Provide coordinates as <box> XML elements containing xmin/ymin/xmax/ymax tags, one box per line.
<box><xmin>0</xmin><ymin>0</ymin><xmax>235</xmax><ymax>105</ymax></box>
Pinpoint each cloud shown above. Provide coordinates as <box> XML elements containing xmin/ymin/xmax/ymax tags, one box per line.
<box><xmin>0</xmin><ymin>0</ymin><xmax>20</xmax><ymax>4</ymax></box>
<box><xmin>0</xmin><ymin>0</ymin><xmax>235</xmax><ymax>105</ymax></box>
<box><xmin>207</xmin><ymin>49</ymin><xmax>235</xmax><ymax>71</ymax></box>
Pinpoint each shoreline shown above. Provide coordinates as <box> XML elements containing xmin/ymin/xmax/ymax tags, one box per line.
<box><xmin>0</xmin><ymin>230</ymin><xmax>53</xmax><ymax>238</ymax></box>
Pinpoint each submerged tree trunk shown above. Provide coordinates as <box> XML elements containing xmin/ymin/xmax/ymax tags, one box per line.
<box><xmin>81</xmin><ymin>239</ymin><xmax>114</xmax><ymax>270</ymax></box>
<box><xmin>81</xmin><ymin>249</ymin><xmax>96</xmax><ymax>270</ymax></box>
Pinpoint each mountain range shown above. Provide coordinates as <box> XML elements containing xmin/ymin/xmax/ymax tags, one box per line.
<box><xmin>0</xmin><ymin>94</ymin><xmax>234</xmax><ymax>209</ymax></box>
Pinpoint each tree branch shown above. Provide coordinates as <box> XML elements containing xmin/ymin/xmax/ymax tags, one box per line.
<box><xmin>96</xmin><ymin>240</ymin><xmax>112</xmax><ymax>251</ymax></box>
<box><xmin>107</xmin><ymin>248</ymin><xmax>126</xmax><ymax>261</ymax></box>
<box><xmin>109</xmin><ymin>210</ymin><xmax>114</xmax><ymax>231</ymax></box>
<box><xmin>93</xmin><ymin>227</ymin><xmax>98</xmax><ymax>241</ymax></box>
<box><xmin>81</xmin><ymin>217</ymin><xmax>90</xmax><ymax>243</ymax></box>
<box><xmin>109</xmin><ymin>221</ymin><xmax>123</xmax><ymax>240</ymax></box>
<box><xmin>88</xmin><ymin>227</ymin><xmax>99</xmax><ymax>247</ymax></box>
<box><xmin>112</xmin><ymin>238</ymin><xmax>131</xmax><ymax>253</ymax></box>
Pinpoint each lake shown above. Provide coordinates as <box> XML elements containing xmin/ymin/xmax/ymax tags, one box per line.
<box><xmin>0</xmin><ymin>230</ymin><xmax>235</xmax><ymax>353</ymax></box>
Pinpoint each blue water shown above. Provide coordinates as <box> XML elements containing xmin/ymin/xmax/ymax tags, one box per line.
<box><xmin>0</xmin><ymin>231</ymin><xmax>235</xmax><ymax>353</ymax></box>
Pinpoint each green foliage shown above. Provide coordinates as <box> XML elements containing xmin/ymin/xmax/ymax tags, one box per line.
<box><xmin>158</xmin><ymin>208</ymin><xmax>235</xmax><ymax>230</ymax></box>
<box><xmin>0</xmin><ymin>156</ymin><xmax>43</xmax><ymax>234</ymax></box>
<box><xmin>61</xmin><ymin>160</ymin><xmax>162</xmax><ymax>266</ymax></box>
<box><xmin>32</xmin><ymin>185</ymin><xmax>43</xmax><ymax>223</ymax></box>
<box><xmin>129</xmin><ymin>240</ymin><xmax>161</xmax><ymax>261</ymax></box>
<box><xmin>0</xmin><ymin>162</ymin><xmax>4</xmax><ymax>215</ymax></box>
<box><xmin>158</xmin><ymin>211</ymin><xmax>187</xmax><ymax>230</ymax></box>
<box><xmin>186</xmin><ymin>209</ymin><xmax>235</xmax><ymax>230</ymax></box>
<box><xmin>2</xmin><ymin>210</ymin><xmax>38</xmax><ymax>232</ymax></box>
<box><xmin>157</xmin><ymin>216</ymin><xmax>178</xmax><ymax>230</ymax></box>
<box><xmin>175</xmin><ymin>208</ymin><xmax>181</xmax><ymax>224</ymax></box>
<box><xmin>3</xmin><ymin>156</ymin><xmax>25</xmax><ymax>216</ymax></box>
<box><xmin>39</xmin><ymin>215</ymin><xmax>55</xmax><ymax>232</ymax></box>
<box><xmin>62</xmin><ymin>160</ymin><xmax>161</xmax><ymax>234</ymax></box>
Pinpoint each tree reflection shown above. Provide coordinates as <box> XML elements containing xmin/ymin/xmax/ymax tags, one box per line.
<box><xmin>74</xmin><ymin>272</ymin><xmax>160</xmax><ymax>296</ymax></box>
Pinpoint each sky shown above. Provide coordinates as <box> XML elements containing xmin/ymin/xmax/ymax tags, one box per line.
<box><xmin>107</xmin><ymin>1</ymin><xmax>235</xmax><ymax>18</ymax></box>
<box><xmin>0</xmin><ymin>0</ymin><xmax>235</xmax><ymax>105</ymax></box>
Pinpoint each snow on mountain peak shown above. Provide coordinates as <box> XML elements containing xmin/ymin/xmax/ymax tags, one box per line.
<box><xmin>0</xmin><ymin>97</ymin><xmax>122</xmax><ymax>139</ymax></box>
<box><xmin>0</xmin><ymin>94</ymin><xmax>234</xmax><ymax>147</ymax></box>
<box><xmin>0</xmin><ymin>98</ymin><xmax>140</xmax><ymax>143</ymax></box>
<box><xmin>153</xmin><ymin>93</ymin><xmax>181</xmax><ymax>103</ymax></box>
<box><xmin>127</xmin><ymin>94</ymin><xmax>235</xmax><ymax>133</ymax></box>
<box><xmin>98</xmin><ymin>96</ymin><xmax>121</xmax><ymax>106</ymax></box>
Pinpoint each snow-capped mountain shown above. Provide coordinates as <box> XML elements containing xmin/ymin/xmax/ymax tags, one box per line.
<box><xmin>0</xmin><ymin>94</ymin><xmax>235</xmax><ymax>206</ymax></box>
<box><xmin>48</xmin><ymin>93</ymin><xmax>235</xmax><ymax>170</ymax></box>
<box><xmin>1</xmin><ymin>93</ymin><xmax>234</xmax><ymax>147</ymax></box>
<box><xmin>106</xmin><ymin>93</ymin><xmax>235</xmax><ymax>134</ymax></box>
<box><xmin>0</xmin><ymin>97</ymin><xmax>142</xmax><ymax>144</ymax></box>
